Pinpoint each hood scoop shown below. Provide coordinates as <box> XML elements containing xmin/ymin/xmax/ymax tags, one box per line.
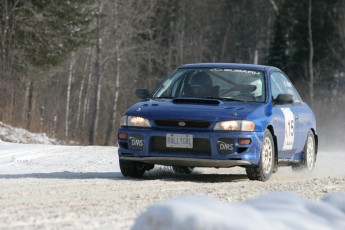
<box><xmin>172</xmin><ymin>98</ymin><xmax>220</xmax><ymax>105</ymax></box>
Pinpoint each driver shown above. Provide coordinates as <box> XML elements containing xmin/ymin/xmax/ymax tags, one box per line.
<box><xmin>190</xmin><ymin>72</ymin><xmax>214</xmax><ymax>97</ymax></box>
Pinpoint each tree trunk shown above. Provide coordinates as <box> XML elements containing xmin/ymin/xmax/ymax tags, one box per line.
<box><xmin>179</xmin><ymin>0</ymin><xmax>186</xmax><ymax>64</ymax></box>
<box><xmin>65</xmin><ymin>52</ymin><xmax>75</xmax><ymax>138</ymax></box>
<box><xmin>25</xmin><ymin>81</ymin><xmax>34</xmax><ymax>130</ymax></box>
<box><xmin>82</xmin><ymin>52</ymin><xmax>93</xmax><ymax>130</ymax></box>
<box><xmin>105</xmin><ymin>0</ymin><xmax>120</xmax><ymax>146</ymax></box>
<box><xmin>105</xmin><ymin>49</ymin><xmax>120</xmax><ymax>145</ymax></box>
<box><xmin>90</xmin><ymin>1</ymin><xmax>104</xmax><ymax>145</ymax></box>
<box><xmin>89</xmin><ymin>39</ymin><xmax>102</xmax><ymax>145</ymax></box>
<box><xmin>308</xmin><ymin>0</ymin><xmax>314</xmax><ymax>108</ymax></box>
<box><xmin>220</xmin><ymin>26</ymin><xmax>229</xmax><ymax>61</ymax></box>
<box><xmin>268</xmin><ymin>0</ymin><xmax>279</xmax><ymax>15</ymax></box>
<box><xmin>75</xmin><ymin>48</ymin><xmax>91</xmax><ymax>134</ymax></box>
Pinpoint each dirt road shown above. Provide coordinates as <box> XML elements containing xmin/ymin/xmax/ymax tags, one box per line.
<box><xmin>0</xmin><ymin>143</ymin><xmax>344</xmax><ymax>229</ymax></box>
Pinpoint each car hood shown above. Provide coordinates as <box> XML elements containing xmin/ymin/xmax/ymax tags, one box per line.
<box><xmin>126</xmin><ymin>98</ymin><xmax>264</xmax><ymax>122</ymax></box>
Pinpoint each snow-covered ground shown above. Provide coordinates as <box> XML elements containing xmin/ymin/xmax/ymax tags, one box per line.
<box><xmin>0</xmin><ymin>124</ymin><xmax>345</xmax><ymax>229</ymax></box>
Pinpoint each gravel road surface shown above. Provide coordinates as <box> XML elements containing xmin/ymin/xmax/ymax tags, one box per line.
<box><xmin>0</xmin><ymin>143</ymin><xmax>344</xmax><ymax>229</ymax></box>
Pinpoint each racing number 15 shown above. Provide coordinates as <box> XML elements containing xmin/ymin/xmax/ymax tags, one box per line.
<box><xmin>281</xmin><ymin>108</ymin><xmax>295</xmax><ymax>150</ymax></box>
<box><xmin>287</xmin><ymin>119</ymin><xmax>294</xmax><ymax>138</ymax></box>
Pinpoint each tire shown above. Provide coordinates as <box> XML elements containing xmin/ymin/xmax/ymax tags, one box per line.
<box><xmin>172</xmin><ymin>166</ymin><xmax>194</xmax><ymax>174</ymax></box>
<box><xmin>246</xmin><ymin>129</ymin><xmax>275</xmax><ymax>181</ymax></box>
<box><xmin>119</xmin><ymin>159</ymin><xmax>150</xmax><ymax>178</ymax></box>
<box><xmin>292</xmin><ymin>131</ymin><xmax>316</xmax><ymax>171</ymax></box>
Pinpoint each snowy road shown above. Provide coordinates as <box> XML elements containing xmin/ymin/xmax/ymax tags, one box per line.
<box><xmin>0</xmin><ymin>141</ymin><xmax>344</xmax><ymax>229</ymax></box>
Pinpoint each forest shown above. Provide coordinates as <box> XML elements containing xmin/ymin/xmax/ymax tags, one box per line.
<box><xmin>0</xmin><ymin>0</ymin><xmax>344</xmax><ymax>145</ymax></box>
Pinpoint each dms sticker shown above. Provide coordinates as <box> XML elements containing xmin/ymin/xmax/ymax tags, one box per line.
<box><xmin>281</xmin><ymin>108</ymin><xmax>295</xmax><ymax>150</ymax></box>
<box><xmin>217</xmin><ymin>138</ymin><xmax>234</xmax><ymax>154</ymax></box>
<box><xmin>128</xmin><ymin>134</ymin><xmax>144</xmax><ymax>151</ymax></box>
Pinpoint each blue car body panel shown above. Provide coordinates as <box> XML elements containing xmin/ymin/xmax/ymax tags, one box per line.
<box><xmin>117</xmin><ymin>63</ymin><xmax>317</xmax><ymax>168</ymax></box>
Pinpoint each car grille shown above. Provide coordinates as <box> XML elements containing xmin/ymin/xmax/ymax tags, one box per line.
<box><xmin>150</xmin><ymin>136</ymin><xmax>211</xmax><ymax>155</ymax></box>
<box><xmin>154</xmin><ymin>120</ymin><xmax>211</xmax><ymax>129</ymax></box>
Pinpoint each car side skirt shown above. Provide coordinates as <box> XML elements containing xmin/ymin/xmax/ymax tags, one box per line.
<box><xmin>120</xmin><ymin>156</ymin><xmax>251</xmax><ymax>168</ymax></box>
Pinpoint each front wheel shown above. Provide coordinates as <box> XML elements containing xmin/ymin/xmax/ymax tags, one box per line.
<box><xmin>246</xmin><ymin>130</ymin><xmax>275</xmax><ymax>181</ymax></box>
<box><xmin>119</xmin><ymin>159</ymin><xmax>154</xmax><ymax>178</ymax></box>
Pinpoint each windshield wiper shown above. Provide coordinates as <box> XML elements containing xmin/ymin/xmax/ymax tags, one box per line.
<box><xmin>203</xmin><ymin>97</ymin><xmax>244</xmax><ymax>102</ymax></box>
<box><xmin>153</xmin><ymin>96</ymin><xmax>246</xmax><ymax>102</ymax></box>
<box><xmin>218</xmin><ymin>97</ymin><xmax>245</xmax><ymax>102</ymax></box>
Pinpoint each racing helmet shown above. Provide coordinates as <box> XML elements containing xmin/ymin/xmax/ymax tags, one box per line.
<box><xmin>191</xmin><ymin>72</ymin><xmax>213</xmax><ymax>86</ymax></box>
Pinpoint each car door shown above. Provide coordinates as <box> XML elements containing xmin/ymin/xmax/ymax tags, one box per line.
<box><xmin>270</xmin><ymin>71</ymin><xmax>303</xmax><ymax>159</ymax></box>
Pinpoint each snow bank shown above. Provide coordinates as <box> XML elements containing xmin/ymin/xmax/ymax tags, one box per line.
<box><xmin>133</xmin><ymin>192</ymin><xmax>345</xmax><ymax>230</ymax></box>
<box><xmin>0</xmin><ymin>121</ymin><xmax>58</xmax><ymax>144</ymax></box>
<box><xmin>0</xmin><ymin>141</ymin><xmax>119</xmax><ymax>175</ymax></box>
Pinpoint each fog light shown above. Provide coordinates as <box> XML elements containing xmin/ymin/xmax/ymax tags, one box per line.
<box><xmin>238</xmin><ymin>138</ymin><xmax>251</xmax><ymax>145</ymax></box>
<box><xmin>118</xmin><ymin>133</ymin><xmax>128</xmax><ymax>140</ymax></box>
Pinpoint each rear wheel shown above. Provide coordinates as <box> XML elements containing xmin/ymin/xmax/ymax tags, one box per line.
<box><xmin>119</xmin><ymin>159</ymin><xmax>154</xmax><ymax>178</ymax></box>
<box><xmin>172</xmin><ymin>166</ymin><xmax>194</xmax><ymax>174</ymax></box>
<box><xmin>292</xmin><ymin>131</ymin><xmax>316</xmax><ymax>171</ymax></box>
<box><xmin>246</xmin><ymin>130</ymin><xmax>274</xmax><ymax>181</ymax></box>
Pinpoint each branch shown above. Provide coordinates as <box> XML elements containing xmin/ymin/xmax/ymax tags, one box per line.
<box><xmin>268</xmin><ymin>0</ymin><xmax>279</xmax><ymax>15</ymax></box>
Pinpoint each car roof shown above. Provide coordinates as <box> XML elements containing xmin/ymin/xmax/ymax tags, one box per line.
<box><xmin>179</xmin><ymin>63</ymin><xmax>281</xmax><ymax>72</ymax></box>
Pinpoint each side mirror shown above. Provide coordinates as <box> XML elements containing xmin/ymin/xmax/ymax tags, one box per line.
<box><xmin>275</xmin><ymin>94</ymin><xmax>294</xmax><ymax>105</ymax></box>
<box><xmin>135</xmin><ymin>88</ymin><xmax>149</xmax><ymax>99</ymax></box>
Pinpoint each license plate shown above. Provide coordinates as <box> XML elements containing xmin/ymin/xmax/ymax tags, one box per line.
<box><xmin>166</xmin><ymin>134</ymin><xmax>193</xmax><ymax>148</ymax></box>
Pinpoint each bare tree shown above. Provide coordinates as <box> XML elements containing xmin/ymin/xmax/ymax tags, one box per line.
<box><xmin>75</xmin><ymin>48</ymin><xmax>92</xmax><ymax>134</ymax></box>
<box><xmin>105</xmin><ymin>0</ymin><xmax>121</xmax><ymax>145</ymax></box>
<box><xmin>65</xmin><ymin>52</ymin><xmax>76</xmax><ymax>138</ymax></box>
<box><xmin>89</xmin><ymin>1</ymin><xmax>104</xmax><ymax>145</ymax></box>
<box><xmin>308</xmin><ymin>0</ymin><xmax>314</xmax><ymax>108</ymax></box>
<box><xmin>329</xmin><ymin>0</ymin><xmax>345</xmax><ymax>69</ymax></box>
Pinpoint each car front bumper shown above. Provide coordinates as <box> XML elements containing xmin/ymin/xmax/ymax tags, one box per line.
<box><xmin>117</xmin><ymin>127</ymin><xmax>264</xmax><ymax>167</ymax></box>
<box><xmin>120</xmin><ymin>156</ymin><xmax>251</xmax><ymax>167</ymax></box>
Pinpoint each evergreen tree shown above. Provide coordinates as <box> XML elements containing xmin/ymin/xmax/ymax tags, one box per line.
<box><xmin>267</xmin><ymin>0</ymin><xmax>339</xmax><ymax>82</ymax></box>
<box><xmin>267</xmin><ymin>13</ymin><xmax>289</xmax><ymax>71</ymax></box>
<box><xmin>1</xmin><ymin>0</ymin><xmax>97</xmax><ymax>72</ymax></box>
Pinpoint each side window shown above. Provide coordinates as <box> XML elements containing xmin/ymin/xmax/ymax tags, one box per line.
<box><xmin>270</xmin><ymin>72</ymin><xmax>301</xmax><ymax>103</ymax></box>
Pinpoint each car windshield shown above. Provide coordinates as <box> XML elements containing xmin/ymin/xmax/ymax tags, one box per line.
<box><xmin>152</xmin><ymin>68</ymin><xmax>266</xmax><ymax>102</ymax></box>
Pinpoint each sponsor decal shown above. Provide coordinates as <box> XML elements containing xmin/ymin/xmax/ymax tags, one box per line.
<box><xmin>223</xmin><ymin>69</ymin><xmax>261</xmax><ymax>75</ymax></box>
<box><xmin>217</xmin><ymin>138</ymin><xmax>234</xmax><ymax>154</ymax></box>
<box><xmin>128</xmin><ymin>134</ymin><xmax>144</xmax><ymax>151</ymax></box>
<box><xmin>281</xmin><ymin>108</ymin><xmax>295</xmax><ymax>150</ymax></box>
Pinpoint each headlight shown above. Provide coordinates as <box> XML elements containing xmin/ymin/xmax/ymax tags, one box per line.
<box><xmin>214</xmin><ymin>120</ymin><xmax>255</xmax><ymax>131</ymax></box>
<box><xmin>120</xmin><ymin>115</ymin><xmax>151</xmax><ymax>127</ymax></box>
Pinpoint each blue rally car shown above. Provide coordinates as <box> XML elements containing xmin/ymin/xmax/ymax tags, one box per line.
<box><xmin>117</xmin><ymin>63</ymin><xmax>318</xmax><ymax>181</ymax></box>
